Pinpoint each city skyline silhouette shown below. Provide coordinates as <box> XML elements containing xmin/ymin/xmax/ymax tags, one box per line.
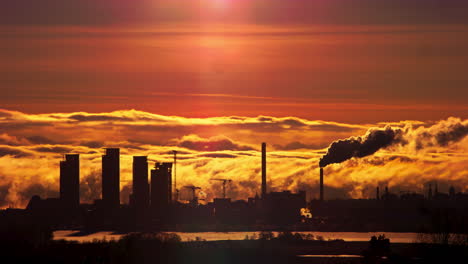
<box><xmin>1</xmin><ymin>1</ymin><xmax>468</xmax><ymax>263</ymax></box>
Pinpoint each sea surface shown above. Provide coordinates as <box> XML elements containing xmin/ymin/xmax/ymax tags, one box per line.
<box><xmin>53</xmin><ymin>230</ymin><xmax>420</xmax><ymax>243</ymax></box>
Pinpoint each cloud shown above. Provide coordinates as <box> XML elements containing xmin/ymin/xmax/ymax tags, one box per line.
<box><xmin>69</xmin><ymin>114</ymin><xmax>133</xmax><ymax>122</ymax></box>
<box><xmin>0</xmin><ymin>182</ymin><xmax>12</xmax><ymax>207</ymax></box>
<box><xmin>274</xmin><ymin>141</ymin><xmax>327</xmax><ymax>151</ymax></box>
<box><xmin>25</xmin><ymin>135</ymin><xmax>57</xmax><ymax>145</ymax></box>
<box><xmin>411</xmin><ymin>117</ymin><xmax>468</xmax><ymax>149</ymax></box>
<box><xmin>198</xmin><ymin>153</ymin><xmax>239</xmax><ymax>159</ymax></box>
<box><xmin>79</xmin><ymin>171</ymin><xmax>102</xmax><ymax>204</ymax></box>
<box><xmin>176</xmin><ymin>135</ymin><xmax>255</xmax><ymax>152</ymax></box>
<box><xmin>320</xmin><ymin>118</ymin><xmax>468</xmax><ymax>167</ymax></box>
<box><xmin>0</xmin><ymin>134</ymin><xmax>29</xmax><ymax>146</ymax></box>
<box><xmin>320</xmin><ymin>127</ymin><xmax>403</xmax><ymax>167</ymax></box>
<box><xmin>80</xmin><ymin>141</ymin><xmax>104</xmax><ymax>149</ymax></box>
<box><xmin>0</xmin><ymin>109</ymin><xmax>467</xmax><ymax>208</ymax></box>
<box><xmin>0</xmin><ymin>146</ymin><xmax>33</xmax><ymax>158</ymax></box>
<box><xmin>32</xmin><ymin>146</ymin><xmax>74</xmax><ymax>153</ymax></box>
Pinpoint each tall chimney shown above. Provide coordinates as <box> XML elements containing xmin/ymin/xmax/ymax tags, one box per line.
<box><xmin>376</xmin><ymin>186</ymin><xmax>380</xmax><ymax>200</ymax></box>
<box><xmin>320</xmin><ymin>167</ymin><xmax>324</xmax><ymax>201</ymax></box>
<box><xmin>261</xmin><ymin>142</ymin><xmax>267</xmax><ymax>198</ymax></box>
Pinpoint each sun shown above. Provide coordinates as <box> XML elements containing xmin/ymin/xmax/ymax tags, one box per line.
<box><xmin>207</xmin><ymin>0</ymin><xmax>230</xmax><ymax>10</ymax></box>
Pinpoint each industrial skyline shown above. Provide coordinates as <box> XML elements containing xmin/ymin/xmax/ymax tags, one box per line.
<box><xmin>1</xmin><ymin>1</ymin><xmax>468</xmax><ymax>262</ymax></box>
<box><xmin>0</xmin><ymin>110</ymin><xmax>467</xmax><ymax>209</ymax></box>
<box><xmin>5</xmin><ymin>141</ymin><xmax>466</xmax><ymax>233</ymax></box>
<box><xmin>52</xmin><ymin>142</ymin><xmax>465</xmax><ymax>208</ymax></box>
<box><xmin>57</xmin><ymin>143</ymin><xmax>285</xmax><ymax>208</ymax></box>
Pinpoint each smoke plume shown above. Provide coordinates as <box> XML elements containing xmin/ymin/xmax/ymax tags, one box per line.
<box><xmin>320</xmin><ymin>118</ymin><xmax>468</xmax><ymax>167</ymax></box>
<box><xmin>319</xmin><ymin>127</ymin><xmax>403</xmax><ymax>167</ymax></box>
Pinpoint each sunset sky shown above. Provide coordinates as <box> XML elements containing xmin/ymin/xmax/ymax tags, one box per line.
<box><xmin>1</xmin><ymin>0</ymin><xmax>467</xmax><ymax>207</ymax></box>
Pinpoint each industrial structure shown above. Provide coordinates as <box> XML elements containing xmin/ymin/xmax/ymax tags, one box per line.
<box><xmin>10</xmin><ymin>142</ymin><xmax>468</xmax><ymax>233</ymax></box>
<box><xmin>210</xmin><ymin>179</ymin><xmax>232</xmax><ymax>199</ymax></box>
<box><xmin>319</xmin><ymin>167</ymin><xmax>324</xmax><ymax>201</ymax></box>
<box><xmin>261</xmin><ymin>142</ymin><xmax>267</xmax><ymax>198</ymax></box>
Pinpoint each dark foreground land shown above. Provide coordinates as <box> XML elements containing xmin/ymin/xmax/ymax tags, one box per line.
<box><xmin>2</xmin><ymin>226</ymin><xmax>468</xmax><ymax>264</ymax></box>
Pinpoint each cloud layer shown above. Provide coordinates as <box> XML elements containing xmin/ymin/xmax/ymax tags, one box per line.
<box><xmin>0</xmin><ymin>109</ymin><xmax>467</xmax><ymax>208</ymax></box>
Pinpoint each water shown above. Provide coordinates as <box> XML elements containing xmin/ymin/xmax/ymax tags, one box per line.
<box><xmin>53</xmin><ymin>230</ymin><xmax>419</xmax><ymax>243</ymax></box>
<box><xmin>297</xmin><ymin>255</ymin><xmax>362</xmax><ymax>258</ymax></box>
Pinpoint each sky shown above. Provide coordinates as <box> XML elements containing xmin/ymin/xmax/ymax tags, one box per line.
<box><xmin>0</xmin><ymin>0</ymin><xmax>467</xmax><ymax>207</ymax></box>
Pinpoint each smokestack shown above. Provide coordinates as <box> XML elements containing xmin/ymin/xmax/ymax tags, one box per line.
<box><xmin>261</xmin><ymin>142</ymin><xmax>267</xmax><ymax>198</ymax></box>
<box><xmin>376</xmin><ymin>186</ymin><xmax>380</xmax><ymax>200</ymax></box>
<box><xmin>320</xmin><ymin>167</ymin><xmax>324</xmax><ymax>201</ymax></box>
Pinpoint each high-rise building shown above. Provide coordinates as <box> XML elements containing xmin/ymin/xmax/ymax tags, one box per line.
<box><xmin>60</xmin><ymin>154</ymin><xmax>80</xmax><ymax>208</ymax></box>
<box><xmin>261</xmin><ymin>143</ymin><xmax>267</xmax><ymax>198</ymax></box>
<box><xmin>151</xmin><ymin>162</ymin><xmax>172</xmax><ymax>212</ymax></box>
<box><xmin>132</xmin><ymin>156</ymin><xmax>149</xmax><ymax>210</ymax></box>
<box><xmin>102</xmin><ymin>148</ymin><xmax>120</xmax><ymax>209</ymax></box>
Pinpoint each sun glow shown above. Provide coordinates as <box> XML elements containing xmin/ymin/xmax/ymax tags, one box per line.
<box><xmin>206</xmin><ymin>0</ymin><xmax>231</xmax><ymax>12</ymax></box>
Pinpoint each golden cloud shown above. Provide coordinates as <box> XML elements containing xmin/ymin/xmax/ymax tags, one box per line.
<box><xmin>0</xmin><ymin>109</ymin><xmax>466</xmax><ymax>208</ymax></box>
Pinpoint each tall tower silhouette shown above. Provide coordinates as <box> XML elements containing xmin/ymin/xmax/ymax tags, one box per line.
<box><xmin>132</xmin><ymin>156</ymin><xmax>149</xmax><ymax>211</ymax></box>
<box><xmin>320</xmin><ymin>167</ymin><xmax>324</xmax><ymax>201</ymax></box>
<box><xmin>60</xmin><ymin>154</ymin><xmax>80</xmax><ymax>208</ymax></box>
<box><xmin>151</xmin><ymin>162</ymin><xmax>173</xmax><ymax>213</ymax></box>
<box><xmin>261</xmin><ymin>143</ymin><xmax>267</xmax><ymax>198</ymax></box>
<box><xmin>102</xmin><ymin>148</ymin><xmax>120</xmax><ymax>209</ymax></box>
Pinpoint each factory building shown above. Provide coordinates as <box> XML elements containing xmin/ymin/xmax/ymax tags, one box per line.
<box><xmin>102</xmin><ymin>148</ymin><xmax>120</xmax><ymax>209</ymax></box>
<box><xmin>60</xmin><ymin>154</ymin><xmax>80</xmax><ymax>209</ymax></box>
<box><xmin>263</xmin><ymin>191</ymin><xmax>307</xmax><ymax>224</ymax></box>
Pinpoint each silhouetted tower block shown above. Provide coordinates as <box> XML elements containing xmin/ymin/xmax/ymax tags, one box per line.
<box><xmin>376</xmin><ymin>186</ymin><xmax>380</xmax><ymax>200</ymax></box>
<box><xmin>151</xmin><ymin>162</ymin><xmax>173</xmax><ymax>213</ymax></box>
<box><xmin>434</xmin><ymin>182</ymin><xmax>438</xmax><ymax>195</ymax></box>
<box><xmin>132</xmin><ymin>156</ymin><xmax>149</xmax><ymax>211</ymax></box>
<box><xmin>261</xmin><ymin>142</ymin><xmax>267</xmax><ymax>198</ymax></box>
<box><xmin>102</xmin><ymin>148</ymin><xmax>120</xmax><ymax>209</ymax></box>
<box><xmin>60</xmin><ymin>154</ymin><xmax>80</xmax><ymax>208</ymax></box>
<box><xmin>319</xmin><ymin>168</ymin><xmax>324</xmax><ymax>201</ymax></box>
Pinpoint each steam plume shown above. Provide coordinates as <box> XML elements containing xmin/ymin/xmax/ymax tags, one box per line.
<box><xmin>319</xmin><ymin>127</ymin><xmax>402</xmax><ymax>167</ymax></box>
<box><xmin>320</xmin><ymin>118</ymin><xmax>468</xmax><ymax>167</ymax></box>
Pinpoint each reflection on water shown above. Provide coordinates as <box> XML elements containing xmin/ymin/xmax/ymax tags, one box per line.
<box><xmin>298</xmin><ymin>255</ymin><xmax>362</xmax><ymax>258</ymax></box>
<box><xmin>53</xmin><ymin>231</ymin><xmax>419</xmax><ymax>243</ymax></box>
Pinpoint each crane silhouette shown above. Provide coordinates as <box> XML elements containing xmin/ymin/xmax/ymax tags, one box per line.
<box><xmin>210</xmin><ymin>179</ymin><xmax>232</xmax><ymax>199</ymax></box>
<box><xmin>183</xmin><ymin>185</ymin><xmax>201</xmax><ymax>205</ymax></box>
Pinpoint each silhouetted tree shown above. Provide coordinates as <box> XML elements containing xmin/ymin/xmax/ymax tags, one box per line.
<box><xmin>362</xmin><ymin>235</ymin><xmax>390</xmax><ymax>264</ymax></box>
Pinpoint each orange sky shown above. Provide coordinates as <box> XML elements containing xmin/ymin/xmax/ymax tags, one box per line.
<box><xmin>0</xmin><ymin>1</ymin><xmax>468</xmax><ymax>207</ymax></box>
<box><xmin>1</xmin><ymin>1</ymin><xmax>468</xmax><ymax>122</ymax></box>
